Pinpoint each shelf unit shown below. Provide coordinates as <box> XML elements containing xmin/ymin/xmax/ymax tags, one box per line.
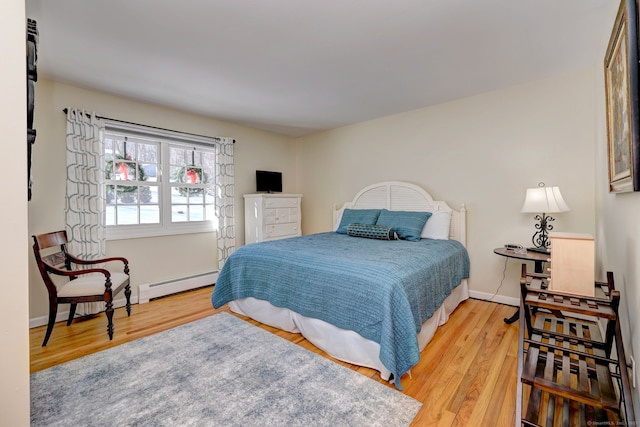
<box><xmin>516</xmin><ymin>265</ymin><xmax>635</xmax><ymax>426</ymax></box>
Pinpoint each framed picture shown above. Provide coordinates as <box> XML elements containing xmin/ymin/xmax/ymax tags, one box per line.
<box><xmin>604</xmin><ymin>0</ymin><xmax>640</xmax><ymax>192</ymax></box>
<box><xmin>27</xmin><ymin>19</ymin><xmax>38</xmax><ymax>201</ymax></box>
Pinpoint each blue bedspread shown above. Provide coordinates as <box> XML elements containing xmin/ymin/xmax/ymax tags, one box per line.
<box><xmin>211</xmin><ymin>232</ymin><xmax>470</xmax><ymax>388</ymax></box>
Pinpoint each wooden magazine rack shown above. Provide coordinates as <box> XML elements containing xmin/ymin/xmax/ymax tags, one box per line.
<box><xmin>516</xmin><ymin>264</ymin><xmax>635</xmax><ymax>426</ymax></box>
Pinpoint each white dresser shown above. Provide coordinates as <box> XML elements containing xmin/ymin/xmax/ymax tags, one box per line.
<box><xmin>244</xmin><ymin>194</ymin><xmax>302</xmax><ymax>244</ymax></box>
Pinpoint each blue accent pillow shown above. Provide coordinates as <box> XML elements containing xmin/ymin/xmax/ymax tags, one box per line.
<box><xmin>376</xmin><ymin>209</ymin><xmax>432</xmax><ymax>242</ymax></box>
<box><xmin>336</xmin><ymin>209</ymin><xmax>381</xmax><ymax>234</ymax></box>
<box><xmin>346</xmin><ymin>223</ymin><xmax>398</xmax><ymax>240</ymax></box>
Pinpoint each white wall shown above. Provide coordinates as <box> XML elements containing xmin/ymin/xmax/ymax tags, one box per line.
<box><xmin>594</xmin><ymin>0</ymin><xmax>640</xmax><ymax>414</ymax></box>
<box><xmin>28</xmin><ymin>79</ymin><xmax>296</xmax><ymax>319</ymax></box>
<box><xmin>0</xmin><ymin>0</ymin><xmax>30</xmax><ymax>424</ymax></box>
<box><xmin>296</xmin><ymin>69</ymin><xmax>597</xmax><ymax>302</ymax></box>
<box><xmin>596</xmin><ymin>155</ymin><xmax>640</xmax><ymax>416</ymax></box>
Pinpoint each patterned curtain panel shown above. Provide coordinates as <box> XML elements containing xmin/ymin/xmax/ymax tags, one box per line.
<box><xmin>215</xmin><ymin>137</ymin><xmax>235</xmax><ymax>270</ymax></box>
<box><xmin>65</xmin><ymin>109</ymin><xmax>106</xmax><ymax>315</ymax></box>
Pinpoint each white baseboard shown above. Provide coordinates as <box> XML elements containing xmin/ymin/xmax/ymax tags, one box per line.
<box><xmin>138</xmin><ymin>271</ymin><xmax>218</xmax><ymax>304</ymax></box>
<box><xmin>29</xmin><ymin>278</ymin><xmax>514</xmax><ymax>328</ymax></box>
<box><xmin>30</xmin><ymin>271</ymin><xmax>219</xmax><ymax>329</ymax></box>
<box><xmin>469</xmin><ymin>290</ymin><xmax>519</xmax><ymax>307</ymax></box>
<box><xmin>29</xmin><ymin>295</ymin><xmax>139</xmax><ymax>329</ymax></box>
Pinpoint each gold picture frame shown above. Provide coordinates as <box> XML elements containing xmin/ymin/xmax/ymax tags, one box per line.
<box><xmin>604</xmin><ymin>0</ymin><xmax>640</xmax><ymax>192</ymax></box>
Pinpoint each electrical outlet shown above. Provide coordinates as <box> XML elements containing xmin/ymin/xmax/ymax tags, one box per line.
<box><xmin>630</xmin><ymin>355</ymin><xmax>636</xmax><ymax>389</ymax></box>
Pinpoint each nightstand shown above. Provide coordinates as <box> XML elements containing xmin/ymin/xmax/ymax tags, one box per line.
<box><xmin>493</xmin><ymin>247</ymin><xmax>549</xmax><ymax>324</ymax></box>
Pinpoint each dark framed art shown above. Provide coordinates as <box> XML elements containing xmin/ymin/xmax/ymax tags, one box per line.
<box><xmin>604</xmin><ymin>0</ymin><xmax>640</xmax><ymax>192</ymax></box>
<box><xmin>27</xmin><ymin>18</ymin><xmax>38</xmax><ymax>201</ymax></box>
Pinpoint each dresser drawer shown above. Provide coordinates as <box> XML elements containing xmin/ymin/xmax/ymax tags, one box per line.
<box><xmin>263</xmin><ymin>208</ymin><xmax>299</xmax><ymax>225</ymax></box>
<box><xmin>264</xmin><ymin>223</ymin><xmax>300</xmax><ymax>239</ymax></box>
<box><xmin>264</xmin><ymin>197</ymin><xmax>299</xmax><ymax>209</ymax></box>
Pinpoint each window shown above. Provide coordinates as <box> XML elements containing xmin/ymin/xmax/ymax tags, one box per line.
<box><xmin>105</xmin><ymin>134</ymin><xmax>160</xmax><ymax>226</ymax></box>
<box><xmin>104</xmin><ymin>121</ymin><xmax>218</xmax><ymax>240</ymax></box>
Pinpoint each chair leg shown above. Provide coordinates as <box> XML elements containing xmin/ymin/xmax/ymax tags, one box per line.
<box><xmin>43</xmin><ymin>300</ymin><xmax>57</xmax><ymax>347</ymax></box>
<box><xmin>67</xmin><ymin>303</ymin><xmax>77</xmax><ymax>326</ymax></box>
<box><xmin>105</xmin><ymin>301</ymin><xmax>114</xmax><ymax>340</ymax></box>
<box><xmin>125</xmin><ymin>284</ymin><xmax>131</xmax><ymax>316</ymax></box>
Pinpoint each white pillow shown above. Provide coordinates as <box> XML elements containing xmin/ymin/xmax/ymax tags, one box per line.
<box><xmin>420</xmin><ymin>210</ymin><xmax>451</xmax><ymax>240</ymax></box>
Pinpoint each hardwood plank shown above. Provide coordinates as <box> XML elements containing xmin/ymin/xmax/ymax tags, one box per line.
<box><xmin>404</xmin><ymin>300</ymin><xmax>501</xmax><ymax>424</ymax></box>
<box><xmin>407</xmin><ymin>298</ymin><xmax>494</xmax><ymax>398</ymax></box>
<box><xmin>29</xmin><ymin>288</ymin><xmax>520</xmax><ymax>426</ymax></box>
<box><xmin>451</xmin><ymin>305</ymin><xmax>517</xmax><ymax>426</ymax></box>
<box><xmin>494</xmin><ymin>354</ymin><xmax>519</xmax><ymax>427</ymax></box>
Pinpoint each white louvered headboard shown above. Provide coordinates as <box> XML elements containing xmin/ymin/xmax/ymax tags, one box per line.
<box><xmin>333</xmin><ymin>181</ymin><xmax>466</xmax><ymax>246</ymax></box>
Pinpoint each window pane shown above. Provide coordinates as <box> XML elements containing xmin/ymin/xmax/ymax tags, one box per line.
<box><xmin>139</xmin><ymin>186</ymin><xmax>156</xmax><ymax>204</ymax></box>
<box><xmin>141</xmin><ymin>164</ymin><xmax>157</xmax><ymax>182</ymax></box>
<box><xmin>140</xmin><ymin>205</ymin><xmax>160</xmax><ymax>224</ymax></box>
<box><xmin>190</xmin><ymin>205</ymin><xmax>204</xmax><ymax>221</ymax></box>
<box><xmin>170</xmin><ymin>166</ymin><xmax>183</xmax><ymax>183</ymax></box>
<box><xmin>105</xmin><ymin>138</ymin><xmax>115</xmax><ymax>161</ymax></box>
<box><xmin>188</xmin><ymin>188</ymin><xmax>205</xmax><ymax>204</ymax></box>
<box><xmin>172</xmin><ymin>205</ymin><xmax>189</xmax><ymax>222</ymax></box>
<box><xmin>136</xmin><ymin>143</ymin><xmax>158</xmax><ymax>163</ymax></box>
<box><xmin>106</xmin><ymin>185</ymin><xmax>115</xmax><ymax>204</ymax></box>
<box><xmin>117</xmin><ymin>206</ymin><xmax>138</xmax><ymax>225</ymax></box>
<box><xmin>106</xmin><ymin>205</ymin><xmax>115</xmax><ymax>226</ymax></box>
<box><xmin>106</xmin><ymin>161</ymin><xmax>115</xmax><ymax>180</ymax></box>
<box><xmin>169</xmin><ymin>146</ymin><xmax>186</xmax><ymax>166</ymax></box>
<box><xmin>117</xmin><ymin>186</ymin><xmax>138</xmax><ymax>203</ymax></box>
<box><xmin>113</xmin><ymin>139</ymin><xmax>126</xmax><ymax>157</ymax></box>
<box><xmin>115</xmin><ymin>161</ymin><xmax>138</xmax><ymax>181</ymax></box>
<box><xmin>185</xmin><ymin>166</ymin><xmax>201</xmax><ymax>184</ymax></box>
<box><xmin>171</xmin><ymin>187</ymin><xmax>188</xmax><ymax>203</ymax></box>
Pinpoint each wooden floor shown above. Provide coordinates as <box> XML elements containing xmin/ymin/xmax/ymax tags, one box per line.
<box><xmin>30</xmin><ymin>287</ymin><xmax>519</xmax><ymax>426</ymax></box>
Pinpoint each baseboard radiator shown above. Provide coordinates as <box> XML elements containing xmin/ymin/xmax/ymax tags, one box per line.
<box><xmin>138</xmin><ymin>271</ymin><xmax>218</xmax><ymax>304</ymax></box>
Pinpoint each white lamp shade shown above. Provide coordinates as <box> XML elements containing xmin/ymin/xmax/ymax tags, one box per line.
<box><xmin>521</xmin><ymin>186</ymin><xmax>570</xmax><ymax>214</ymax></box>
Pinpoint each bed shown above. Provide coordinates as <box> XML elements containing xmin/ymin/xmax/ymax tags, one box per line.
<box><xmin>212</xmin><ymin>181</ymin><xmax>470</xmax><ymax>388</ymax></box>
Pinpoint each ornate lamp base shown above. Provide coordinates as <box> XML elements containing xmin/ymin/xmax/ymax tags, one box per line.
<box><xmin>530</xmin><ymin>212</ymin><xmax>554</xmax><ymax>252</ymax></box>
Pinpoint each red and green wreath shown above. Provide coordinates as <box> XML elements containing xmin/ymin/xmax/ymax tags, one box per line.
<box><xmin>105</xmin><ymin>155</ymin><xmax>150</xmax><ymax>203</ymax></box>
<box><xmin>172</xmin><ymin>166</ymin><xmax>207</xmax><ymax>196</ymax></box>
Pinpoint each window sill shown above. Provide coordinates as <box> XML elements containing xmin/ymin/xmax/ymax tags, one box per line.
<box><xmin>106</xmin><ymin>222</ymin><xmax>216</xmax><ymax>240</ymax></box>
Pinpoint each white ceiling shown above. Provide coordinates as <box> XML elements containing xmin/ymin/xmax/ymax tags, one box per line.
<box><xmin>26</xmin><ymin>0</ymin><xmax>615</xmax><ymax>137</ymax></box>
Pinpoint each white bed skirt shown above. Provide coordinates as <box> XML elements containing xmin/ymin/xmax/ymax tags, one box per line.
<box><xmin>229</xmin><ymin>279</ymin><xmax>469</xmax><ymax>381</ymax></box>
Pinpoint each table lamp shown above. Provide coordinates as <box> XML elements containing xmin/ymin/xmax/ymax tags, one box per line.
<box><xmin>521</xmin><ymin>182</ymin><xmax>570</xmax><ymax>253</ymax></box>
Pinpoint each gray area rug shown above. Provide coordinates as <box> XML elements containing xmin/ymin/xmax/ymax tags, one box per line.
<box><xmin>31</xmin><ymin>312</ymin><xmax>421</xmax><ymax>426</ymax></box>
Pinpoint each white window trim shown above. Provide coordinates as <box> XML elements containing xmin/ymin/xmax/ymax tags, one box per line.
<box><xmin>103</xmin><ymin>120</ymin><xmax>218</xmax><ymax>241</ymax></box>
<box><xmin>106</xmin><ymin>221</ymin><xmax>215</xmax><ymax>241</ymax></box>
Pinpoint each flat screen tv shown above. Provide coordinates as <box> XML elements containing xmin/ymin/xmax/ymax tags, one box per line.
<box><xmin>256</xmin><ymin>170</ymin><xmax>282</xmax><ymax>193</ymax></box>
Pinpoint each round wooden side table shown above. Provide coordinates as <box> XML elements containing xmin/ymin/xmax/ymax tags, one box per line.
<box><xmin>493</xmin><ymin>247</ymin><xmax>550</xmax><ymax>324</ymax></box>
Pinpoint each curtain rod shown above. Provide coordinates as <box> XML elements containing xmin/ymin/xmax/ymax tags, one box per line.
<box><xmin>62</xmin><ymin>108</ymin><xmax>235</xmax><ymax>143</ymax></box>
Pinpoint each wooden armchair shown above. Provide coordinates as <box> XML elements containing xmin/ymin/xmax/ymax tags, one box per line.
<box><xmin>32</xmin><ymin>230</ymin><xmax>132</xmax><ymax>346</ymax></box>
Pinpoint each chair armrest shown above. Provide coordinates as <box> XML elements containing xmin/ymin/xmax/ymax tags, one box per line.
<box><xmin>45</xmin><ymin>264</ymin><xmax>111</xmax><ymax>279</ymax></box>
<box><xmin>67</xmin><ymin>254</ymin><xmax>129</xmax><ymax>267</ymax></box>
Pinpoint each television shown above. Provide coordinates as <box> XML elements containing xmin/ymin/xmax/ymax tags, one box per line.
<box><xmin>256</xmin><ymin>170</ymin><xmax>282</xmax><ymax>193</ymax></box>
